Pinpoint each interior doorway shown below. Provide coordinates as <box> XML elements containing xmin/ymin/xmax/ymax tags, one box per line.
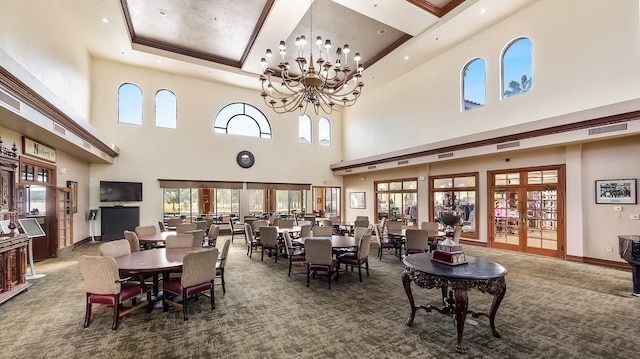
<box><xmin>488</xmin><ymin>165</ymin><xmax>565</xmax><ymax>258</ymax></box>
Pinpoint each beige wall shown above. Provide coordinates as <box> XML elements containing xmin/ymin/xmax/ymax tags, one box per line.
<box><xmin>89</xmin><ymin>59</ymin><xmax>344</xmax><ymax>227</ymax></box>
<box><xmin>343</xmin><ymin>0</ymin><xmax>640</xmax><ymax>159</ymax></box>
<box><xmin>0</xmin><ymin>1</ymin><xmax>91</xmax><ymax>120</ymax></box>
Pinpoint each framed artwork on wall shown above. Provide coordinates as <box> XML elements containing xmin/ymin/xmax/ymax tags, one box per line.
<box><xmin>350</xmin><ymin>192</ymin><xmax>365</xmax><ymax>209</ymax></box>
<box><xmin>595</xmin><ymin>178</ymin><xmax>637</xmax><ymax>204</ymax></box>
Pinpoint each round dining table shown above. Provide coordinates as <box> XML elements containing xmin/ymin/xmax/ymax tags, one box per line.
<box><xmin>296</xmin><ymin>235</ymin><xmax>358</xmax><ymax>249</ymax></box>
<box><xmin>115</xmin><ymin>247</ymin><xmax>208</xmax><ymax>272</ymax></box>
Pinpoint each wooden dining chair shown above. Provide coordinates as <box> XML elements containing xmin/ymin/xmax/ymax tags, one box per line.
<box><xmin>123</xmin><ymin>230</ymin><xmax>141</xmax><ymax>253</ymax></box>
<box><xmin>244</xmin><ymin>223</ymin><xmax>261</xmax><ymax>258</ymax></box>
<box><xmin>158</xmin><ymin>221</ymin><xmax>167</xmax><ymax>232</ymax></box>
<box><xmin>184</xmin><ymin>229</ymin><xmax>205</xmax><ymax>247</ymax></box>
<box><xmin>373</xmin><ymin>224</ymin><xmax>399</xmax><ymax>260</ymax></box>
<box><xmin>98</xmin><ymin>239</ymin><xmax>130</xmax><ymax>258</ymax></box>
<box><xmin>215</xmin><ymin>238</ymin><xmax>231</xmax><ymax>293</ymax></box>
<box><xmin>337</xmin><ymin>234</ymin><xmax>371</xmax><ymax>282</ymax></box>
<box><xmin>175</xmin><ymin>223</ymin><xmax>197</xmax><ymax>234</ymax></box>
<box><xmin>283</xmin><ymin>230</ymin><xmax>305</xmax><ymax>277</ymax></box>
<box><xmin>163</xmin><ymin>248</ymin><xmax>218</xmax><ymax>321</ymax></box>
<box><xmin>405</xmin><ymin>229</ymin><xmax>430</xmax><ymax>256</ymax></box>
<box><xmin>260</xmin><ymin>226</ymin><xmax>284</xmax><ymax>262</ymax></box>
<box><xmin>206</xmin><ymin>224</ymin><xmax>220</xmax><ymax>247</ymax></box>
<box><xmin>305</xmin><ymin>238</ymin><xmax>339</xmax><ymax>289</ymax></box>
<box><xmin>78</xmin><ymin>255</ymin><xmax>151</xmax><ymax>330</ymax></box>
<box><xmin>165</xmin><ymin>234</ymin><xmax>197</xmax><ymax>248</ymax></box>
<box><xmin>312</xmin><ymin>225</ymin><xmax>333</xmax><ymax>237</ymax></box>
<box><xmin>229</xmin><ymin>218</ymin><xmax>245</xmax><ymax>244</ymax></box>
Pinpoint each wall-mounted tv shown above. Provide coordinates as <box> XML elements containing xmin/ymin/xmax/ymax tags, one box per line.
<box><xmin>100</xmin><ymin>181</ymin><xmax>143</xmax><ymax>202</ymax></box>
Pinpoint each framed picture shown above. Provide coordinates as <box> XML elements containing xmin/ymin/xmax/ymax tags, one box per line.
<box><xmin>595</xmin><ymin>179</ymin><xmax>637</xmax><ymax>204</ymax></box>
<box><xmin>67</xmin><ymin>181</ymin><xmax>78</xmax><ymax>213</ymax></box>
<box><xmin>350</xmin><ymin>192</ymin><xmax>366</xmax><ymax>209</ymax></box>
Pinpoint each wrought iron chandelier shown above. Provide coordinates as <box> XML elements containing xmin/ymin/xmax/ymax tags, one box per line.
<box><xmin>259</xmin><ymin>3</ymin><xmax>364</xmax><ymax>115</ymax></box>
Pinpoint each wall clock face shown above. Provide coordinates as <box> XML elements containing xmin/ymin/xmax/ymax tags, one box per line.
<box><xmin>236</xmin><ymin>151</ymin><xmax>255</xmax><ymax>168</ymax></box>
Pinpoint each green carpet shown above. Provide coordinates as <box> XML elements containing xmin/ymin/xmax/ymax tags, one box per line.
<box><xmin>0</xmin><ymin>236</ymin><xmax>638</xmax><ymax>358</ymax></box>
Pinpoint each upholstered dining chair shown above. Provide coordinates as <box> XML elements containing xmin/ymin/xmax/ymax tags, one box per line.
<box><xmin>299</xmin><ymin>224</ymin><xmax>312</xmax><ymax>238</ymax></box>
<box><xmin>165</xmin><ymin>234</ymin><xmax>197</xmax><ymax>248</ymax></box>
<box><xmin>175</xmin><ymin>223</ymin><xmax>197</xmax><ymax>234</ymax></box>
<box><xmin>123</xmin><ymin>230</ymin><xmax>141</xmax><ymax>253</ymax></box>
<box><xmin>312</xmin><ymin>225</ymin><xmax>333</xmax><ymax>237</ymax></box>
<box><xmin>206</xmin><ymin>224</ymin><xmax>220</xmax><ymax>247</ymax></box>
<box><xmin>215</xmin><ymin>238</ymin><xmax>231</xmax><ymax>293</ymax></box>
<box><xmin>278</xmin><ymin>219</ymin><xmax>294</xmax><ymax>229</ymax></box>
<box><xmin>452</xmin><ymin>226</ymin><xmax>463</xmax><ymax>245</ymax></box>
<box><xmin>304</xmin><ymin>238</ymin><xmax>339</xmax><ymax>289</ymax></box>
<box><xmin>184</xmin><ymin>229</ymin><xmax>205</xmax><ymax>247</ymax></box>
<box><xmin>283</xmin><ymin>230</ymin><xmax>305</xmax><ymax>277</ymax></box>
<box><xmin>386</xmin><ymin>220</ymin><xmax>404</xmax><ymax>254</ymax></box>
<box><xmin>78</xmin><ymin>255</ymin><xmax>151</xmax><ymax>330</ymax></box>
<box><xmin>166</xmin><ymin>217</ymin><xmax>183</xmax><ymax>228</ymax></box>
<box><xmin>337</xmin><ymin>234</ymin><xmax>372</xmax><ymax>282</ymax></box>
<box><xmin>135</xmin><ymin>225</ymin><xmax>157</xmax><ymax>239</ymax></box>
<box><xmin>318</xmin><ymin>219</ymin><xmax>333</xmax><ymax>228</ymax></box>
<box><xmin>244</xmin><ymin>223</ymin><xmax>261</xmax><ymax>258</ymax></box>
<box><xmin>260</xmin><ymin>226</ymin><xmax>284</xmax><ymax>262</ymax></box>
<box><xmin>373</xmin><ymin>224</ymin><xmax>399</xmax><ymax>260</ymax></box>
<box><xmin>405</xmin><ymin>229</ymin><xmax>430</xmax><ymax>256</ymax></box>
<box><xmin>251</xmin><ymin>219</ymin><xmax>268</xmax><ymax>233</ymax></box>
<box><xmin>98</xmin><ymin>239</ymin><xmax>130</xmax><ymax>258</ymax></box>
<box><xmin>229</xmin><ymin>218</ymin><xmax>245</xmax><ymax>243</ymax></box>
<box><xmin>162</xmin><ymin>248</ymin><xmax>219</xmax><ymax>321</ymax></box>
<box><xmin>420</xmin><ymin>221</ymin><xmax>440</xmax><ymax>251</ymax></box>
<box><xmin>158</xmin><ymin>221</ymin><xmax>167</xmax><ymax>232</ymax></box>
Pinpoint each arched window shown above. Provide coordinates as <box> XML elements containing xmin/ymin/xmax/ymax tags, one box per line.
<box><xmin>213</xmin><ymin>103</ymin><xmax>272</xmax><ymax>138</ymax></box>
<box><xmin>155</xmin><ymin>89</ymin><xmax>177</xmax><ymax>129</ymax></box>
<box><xmin>462</xmin><ymin>58</ymin><xmax>486</xmax><ymax>111</ymax></box>
<box><xmin>319</xmin><ymin>117</ymin><xmax>331</xmax><ymax>146</ymax></box>
<box><xmin>501</xmin><ymin>37</ymin><xmax>533</xmax><ymax>99</ymax></box>
<box><xmin>118</xmin><ymin>83</ymin><xmax>142</xmax><ymax>125</ymax></box>
<box><xmin>298</xmin><ymin>114</ymin><xmax>312</xmax><ymax>144</ymax></box>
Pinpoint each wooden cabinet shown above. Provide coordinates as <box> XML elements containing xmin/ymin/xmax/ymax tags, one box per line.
<box><xmin>0</xmin><ymin>136</ymin><xmax>30</xmax><ymax>304</ymax></box>
<box><xmin>100</xmin><ymin>206</ymin><xmax>140</xmax><ymax>241</ymax></box>
<box><xmin>0</xmin><ymin>234</ymin><xmax>30</xmax><ymax>305</ymax></box>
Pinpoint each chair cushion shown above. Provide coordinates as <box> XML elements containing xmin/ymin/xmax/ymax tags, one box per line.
<box><xmin>289</xmin><ymin>252</ymin><xmax>306</xmax><ymax>261</ymax></box>
<box><xmin>163</xmin><ymin>278</ymin><xmax>212</xmax><ymax>297</ymax></box>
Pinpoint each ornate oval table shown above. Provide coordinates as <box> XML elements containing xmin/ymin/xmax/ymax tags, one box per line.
<box><xmin>402</xmin><ymin>252</ymin><xmax>507</xmax><ymax>353</ymax></box>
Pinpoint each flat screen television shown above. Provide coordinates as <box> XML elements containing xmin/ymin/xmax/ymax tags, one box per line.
<box><xmin>100</xmin><ymin>181</ymin><xmax>143</xmax><ymax>202</ymax></box>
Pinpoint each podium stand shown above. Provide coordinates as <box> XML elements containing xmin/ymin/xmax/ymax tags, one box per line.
<box><xmin>87</xmin><ymin>209</ymin><xmax>98</xmax><ymax>242</ymax></box>
<box><xmin>18</xmin><ymin>218</ymin><xmax>47</xmax><ymax>280</ymax></box>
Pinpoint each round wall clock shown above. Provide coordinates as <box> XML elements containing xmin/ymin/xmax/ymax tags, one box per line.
<box><xmin>236</xmin><ymin>150</ymin><xmax>255</xmax><ymax>168</ymax></box>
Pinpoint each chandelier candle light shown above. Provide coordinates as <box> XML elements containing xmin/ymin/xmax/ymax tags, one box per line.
<box><xmin>259</xmin><ymin>4</ymin><xmax>364</xmax><ymax>115</ymax></box>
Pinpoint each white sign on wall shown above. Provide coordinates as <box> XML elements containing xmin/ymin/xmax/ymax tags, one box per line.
<box><xmin>22</xmin><ymin>137</ymin><xmax>56</xmax><ymax>163</ymax></box>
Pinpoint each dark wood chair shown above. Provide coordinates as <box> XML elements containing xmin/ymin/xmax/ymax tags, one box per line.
<box><xmin>163</xmin><ymin>248</ymin><xmax>218</xmax><ymax>321</ymax></box>
<box><xmin>244</xmin><ymin>223</ymin><xmax>261</xmax><ymax>258</ymax></box>
<box><xmin>337</xmin><ymin>234</ymin><xmax>371</xmax><ymax>282</ymax></box>
<box><xmin>260</xmin><ymin>226</ymin><xmax>284</xmax><ymax>262</ymax></box>
<box><xmin>305</xmin><ymin>238</ymin><xmax>340</xmax><ymax>289</ymax></box>
<box><xmin>78</xmin><ymin>255</ymin><xmax>151</xmax><ymax>330</ymax></box>
<box><xmin>283</xmin><ymin>231</ymin><xmax>305</xmax><ymax>276</ymax></box>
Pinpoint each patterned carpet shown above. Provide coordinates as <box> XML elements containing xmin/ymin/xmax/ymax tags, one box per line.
<box><xmin>0</xmin><ymin>236</ymin><xmax>638</xmax><ymax>359</ymax></box>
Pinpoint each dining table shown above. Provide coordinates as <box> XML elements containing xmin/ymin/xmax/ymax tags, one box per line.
<box><xmin>137</xmin><ymin>231</ymin><xmax>176</xmax><ymax>248</ymax></box>
<box><xmin>296</xmin><ymin>235</ymin><xmax>358</xmax><ymax>249</ymax></box>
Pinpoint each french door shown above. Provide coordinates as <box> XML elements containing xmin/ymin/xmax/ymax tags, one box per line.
<box><xmin>489</xmin><ymin>166</ymin><xmax>565</xmax><ymax>258</ymax></box>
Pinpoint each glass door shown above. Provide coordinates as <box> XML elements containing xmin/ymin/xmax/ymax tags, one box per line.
<box><xmin>525</xmin><ymin>188</ymin><xmax>560</xmax><ymax>256</ymax></box>
<box><xmin>492</xmin><ymin>188</ymin><xmax>522</xmax><ymax>250</ymax></box>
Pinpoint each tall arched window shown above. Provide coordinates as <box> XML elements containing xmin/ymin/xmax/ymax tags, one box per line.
<box><xmin>502</xmin><ymin>37</ymin><xmax>533</xmax><ymax>99</ymax></box>
<box><xmin>118</xmin><ymin>83</ymin><xmax>142</xmax><ymax>125</ymax></box>
<box><xmin>319</xmin><ymin>117</ymin><xmax>331</xmax><ymax>146</ymax></box>
<box><xmin>298</xmin><ymin>114</ymin><xmax>312</xmax><ymax>144</ymax></box>
<box><xmin>213</xmin><ymin>103</ymin><xmax>272</xmax><ymax>138</ymax></box>
<box><xmin>155</xmin><ymin>89</ymin><xmax>177</xmax><ymax>129</ymax></box>
<box><xmin>462</xmin><ymin>58</ymin><xmax>486</xmax><ymax>111</ymax></box>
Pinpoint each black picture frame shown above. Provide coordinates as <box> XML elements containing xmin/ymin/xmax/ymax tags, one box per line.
<box><xmin>595</xmin><ymin>178</ymin><xmax>637</xmax><ymax>204</ymax></box>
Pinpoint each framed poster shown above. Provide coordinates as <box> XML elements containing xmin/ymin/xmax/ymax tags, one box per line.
<box><xmin>350</xmin><ymin>192</ymin><xmax>365</xmax><ymax>209</ymax></box>
<box><xmin>595</xmin><ymin>179</ymin><xmax>637</xmax><ymax>204</ymax></box>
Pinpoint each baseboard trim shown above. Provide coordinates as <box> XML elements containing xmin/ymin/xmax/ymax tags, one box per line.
<box><xmin>460</xmin><ymin>239</ymin><xmax>487</xmax><ymax>247</ymax></box>
<box><xmin>567</xmin><ymin>255</ymin><xmax>630</xmax><ymax>271</ymax></box>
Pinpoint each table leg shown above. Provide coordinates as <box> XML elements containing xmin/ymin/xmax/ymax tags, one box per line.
<box><xmin>454</xmin><ymin>287</ymin><xmax>469</xmax><ymax>354</ymax></box>
<box><xmin>402</xmin><ymin>271</ymin><xmax>417</xmax><ymax>326</ymax></box>
<box><xmin>488</xmin><ymin>278</ymin><xmax>507</xmax><ymax>338</ymax></box>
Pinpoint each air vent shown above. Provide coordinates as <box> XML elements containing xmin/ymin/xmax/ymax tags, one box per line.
<box><xmin>496</xmin><ymin>141</ymin><xmax>520</xmax><ymax>150</ymax></box>
<box><xmin>588</xmin><ymin>123</ymin><xmax>627</xmax><ymax>136</ymax></box>
<box><xmin>397</xmin><ymin>160</ymin><xmax>408</xmax><ymax>166</ymax></box>
<box><xmin>53</xmin><ymin>123</ymin><xmax>66</xmax><ymax>135</ymax></box>
<box><xmin>0</xmin><ymin>89</ymin><xmax>20</xmax><ymax>111</ymax></box>
<box><xmin>101</xmin><ymin>152</ymin><xmax>108</xmax><ymax>159</ymax></box>
<box><xmin>438</xmin><ymin>152</ymin><xmax>454</xmax><ymax>159</ymax></box>
<box><xmin>345</xmin><ymin>169</ymin><xmax>352</xmax><ymax>173</ymax></box>
<box><xmin>83</xmin><ymin>141</ymin><xmax>91</xmax><ymax>149</ymax></box>
<box><xmin>368</xmin><ymin>165</ymin><xmax>377</xmax><ymax>170</ymax></box>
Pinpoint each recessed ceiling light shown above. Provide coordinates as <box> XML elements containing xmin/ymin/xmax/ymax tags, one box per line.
<box><xmin>101</xmin><ymin>17</ymin><xmax>109</xmax><ymax>23</ymax></box>
<box><xmin>480</xmin><ymin>8</ymin><xmax>487</xmax><ymax>14</ymax></box>
<box><xmin>158</xmin><ymin>9</ymin><xmax>168</xmax><ymax>17</ymax></box>
<box><xmin>156</xmin><ymin>59</ymin><xmax>162</xmax><ymax>64</ymax></box>
<box><xmin>404</xmin><ymin>56</ymin><xmax>409</xmax><ymax>60</ymax></box>
<box><xmin>377</xmin><ymin>29</ymin><xmax>386</xmax><ymax>35</ymax></box>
